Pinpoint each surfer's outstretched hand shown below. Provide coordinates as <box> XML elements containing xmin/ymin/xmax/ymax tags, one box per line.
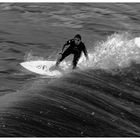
<box><xmin>59</xmin><ymin>52</ymin><xmax>63</xmax><ymax>55</ymax></box>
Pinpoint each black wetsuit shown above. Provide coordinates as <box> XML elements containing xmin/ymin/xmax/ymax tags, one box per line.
<box><xmin>57</xmin><ymin>39</ymin><xmax>88</xmax><ymax>69</ymax></box>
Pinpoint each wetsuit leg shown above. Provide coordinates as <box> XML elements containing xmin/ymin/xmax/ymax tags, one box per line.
<box><xmin>56</xmin><ymin>48</ymin><xmax>72</xmax><ymax>66</ymax></box>
<box><xmin>72</xmin><ymin>52</ymin><xmax>81</xmax><ymax>69</ymax></box>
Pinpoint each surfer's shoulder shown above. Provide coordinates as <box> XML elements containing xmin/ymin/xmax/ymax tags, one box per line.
<box><xmin>80</xmin><ymin>41</ymin><xmax>85</xmax><ymax>46</ymax></box>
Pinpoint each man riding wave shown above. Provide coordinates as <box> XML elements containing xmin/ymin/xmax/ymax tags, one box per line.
<box><xmin>55</xmin><ymin>34</ymin><xmax>89</xmax><ymax>69</ymax></box>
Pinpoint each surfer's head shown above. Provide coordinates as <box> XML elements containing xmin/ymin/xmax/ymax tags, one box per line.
<box><xmin>74</xmin><ymin>34</ymin><xmax>81</xmax><ymax>45</ymax></box>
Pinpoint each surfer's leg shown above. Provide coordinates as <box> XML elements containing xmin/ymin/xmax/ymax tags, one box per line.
<box><xmin>56</xmin><ymin>49</ymin><xmax>72</xmax><ymax>66</ymax></box>
<box><xmin>72</xmin><ymin>53</ymin><xmax>81</xmax><ymax>69</ymax></box>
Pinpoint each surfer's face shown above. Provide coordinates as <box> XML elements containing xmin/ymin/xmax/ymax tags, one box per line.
<box><xmin>74</xmin><ymin>38</ymin><xmax>81</xmax><ymax>45</ymax></box>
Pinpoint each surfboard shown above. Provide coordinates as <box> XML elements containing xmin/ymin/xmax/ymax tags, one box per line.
<box><xmin>20</xmin><ymin>60</ymin><xmax>69</xmax><ymax>77</ymax></box>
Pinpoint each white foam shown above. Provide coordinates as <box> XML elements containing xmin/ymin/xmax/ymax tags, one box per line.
<box><xmin>134</xmin><ymin>37</ymin><xmax>140</xmax><ymax>48</ymax></box>
<box><xmin>79</xmin><ymin>33</ymin><xmax>140</xmax><ymax>70</ymax></box>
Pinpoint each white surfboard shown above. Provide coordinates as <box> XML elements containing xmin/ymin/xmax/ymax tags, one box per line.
<box><xmin>20</xmin><ymin>60</ymin><xmax>70</xmax><ymax>77</ymax></box>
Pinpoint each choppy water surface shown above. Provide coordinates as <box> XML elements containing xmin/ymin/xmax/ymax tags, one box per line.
<box><xmin>0</xmin><ymin>3</ymin><xmax>140</xmax><ymax>137</ymax></box>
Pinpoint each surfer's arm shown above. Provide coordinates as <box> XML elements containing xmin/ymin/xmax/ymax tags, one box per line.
<box><xmin>83</xmin><ymin>44</ymin><xmax>89</xmax><ymax>60</ymax></box>
<box><xmin>61</xmin><ymin>40</ymin><xmax>71</xmax><ymax>53</ymax></box>
<box><xmin>61</xmin><ymin>44</ymin><xmax>67</xmax><ymax>53</ymax></box>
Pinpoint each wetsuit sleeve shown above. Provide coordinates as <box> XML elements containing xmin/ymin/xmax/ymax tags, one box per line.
<box><xmin>82</xmin><ymin>43</ymin><xmax>88</xmax><ymax>59</ymax></box>
<box><xmin>61</xmin><ymin>40</ymin><xmax>71</xmax><ymax>52</ymax></box>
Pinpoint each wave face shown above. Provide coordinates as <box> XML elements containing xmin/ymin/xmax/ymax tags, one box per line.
<box><xmin>0</xmin><ymin>33</ymin><xmax>140</xmax><ymax>136</ymax></box>
<box><xmin>0</xmin><ymin>68</ymin><xmax>140</xmax><ymax>136</ymax></box>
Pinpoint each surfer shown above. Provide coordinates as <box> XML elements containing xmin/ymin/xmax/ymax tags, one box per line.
<box><xmin>55</xmin><ymin>34</ymin><xmax>89</xmax><ymax>69</ymax></box>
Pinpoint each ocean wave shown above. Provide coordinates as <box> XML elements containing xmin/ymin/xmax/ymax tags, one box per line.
<box><xmin>0</xmin><ymin>66</ymin><xmax>140</xmax><ymax>136</ymax></box>
<box><xmin>0</xmin><ymin>32</ymin><xmax>140</xmax><ymax>136</ymax></box>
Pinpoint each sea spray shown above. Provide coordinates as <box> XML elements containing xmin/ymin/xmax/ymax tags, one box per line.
<box><xmin>79</xmin><ymin>32</ymin><xmax>140</xmax><ymax>71</ymax></box>
<box><xmin>24</xmin><ymin>50</ymin><xmax>45</xmax><ymax>62</ymax></box>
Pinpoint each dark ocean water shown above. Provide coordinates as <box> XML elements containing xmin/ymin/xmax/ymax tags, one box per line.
<box><xmin>1</xmin><ymin>3</ymin><xmax>140</xmax><ymax>137</ymax></box>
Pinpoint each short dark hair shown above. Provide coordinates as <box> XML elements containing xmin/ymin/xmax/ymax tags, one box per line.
<box><xmin>74</xmin><ymin>34</ymin><xmax>81</xmax><ymax>40</ymax></box>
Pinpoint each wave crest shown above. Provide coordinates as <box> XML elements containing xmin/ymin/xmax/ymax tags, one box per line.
<box><xmin>79</xmin><ymin>32</ymin><xmax>140</xmax><ymax>71</ymax></box>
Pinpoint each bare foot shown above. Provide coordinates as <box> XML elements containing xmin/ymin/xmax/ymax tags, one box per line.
<box><xmin>49</xmin><ymin>65</ymin><xmax>57</xmax><ymax>71</ymax></box>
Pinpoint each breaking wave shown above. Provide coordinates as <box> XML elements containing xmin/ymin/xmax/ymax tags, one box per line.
<box><xmin>0</xmin><ymin>33</ymin><xmax>140</xmax><ymax>136</ymax></box>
